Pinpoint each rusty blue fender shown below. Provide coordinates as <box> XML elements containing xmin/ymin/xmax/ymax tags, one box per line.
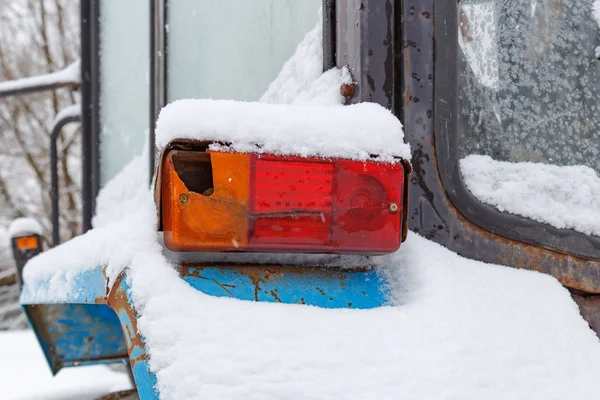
<box><xmin>20</xmin><ymin>263</ymin><xmax>390</xmax><ymax>399</ymax></box>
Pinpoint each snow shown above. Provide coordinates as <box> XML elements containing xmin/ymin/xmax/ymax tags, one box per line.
<box><xmin>8</xmin><ymin>217</ymin><xmax>43</xmax><ymax>239</ymax></box>
<box><xmin>20</xmin><ymin>155</ymin><xmax>600</xmax><ymax>398</ymax></box>
<box><xmin>460</xmin><ymin>154</ymin><xmax>600</xmax><ymax>236</ymax></box>
<box><xmin>156</xmin><ymin>100</ymin><xmax>410</xmax><ymax>163</ymax></box>
<box><xmin>1</xmin><ymin>330</ymin><xmax>132</xmax><ymax>400</ymax></box>
<box><xmin>53</xmin><ymin>103</ymin><xmax>81</xmax><ymax>125</ymax></box>
<box><xmin>127</xmin><ymin>229</ymin><xmax>600</xmax><ymax>400</ymax></box>
<box><xmin>92</xmin><ymin>153</ymin><xmax>149</xmax><ymax>229</ymax></box>
<box><xmin>260</xmin><ymin>20</ymin><xmax>352</xmax><ymax>105</ymax></box>
<box><xmin>22</xmin><ymin>195</ymin><xmax>155</xmax><ymax>300</ymax></box>
<box><xmin>0</xmin><ymin>60</ymin><xmax>80</xmax><ymax>93</ymax></box>
<box><xmin>19</xmin><ymin>159</ymin><xmax>600</xmax><ymax>399</ymax></box>
<box><xmin>21</xmin><ymin>143</ymin><xmax>151</xmax><ymax>300</ymax></box>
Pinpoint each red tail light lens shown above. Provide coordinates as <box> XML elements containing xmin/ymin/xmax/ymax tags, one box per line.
<box><xmin>161</xmin><ymin>150</ymin><xmax>406</xmax><ymax>254</ymax></box>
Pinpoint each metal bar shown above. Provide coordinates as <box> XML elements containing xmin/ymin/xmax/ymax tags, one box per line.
<box><xmin>80</xmin><ymin>0</ymin><xmax>101</xmax><ymax>232</ymax></box>
<box><xmin>0</xmin><ymin>81</ymin><xmax>79</xmax><ymax>99</ymax></box>
<box><xmin>323</xmin><ymin>0</ymin><xmax>336</xmax><ymax>71</ymax></box>
<box><xmin>150</xmin><ymin>0</ymin><xmax>166</xmax><ymax>185</ymax></box>
<box><xmin>50</xmin><ymin>114</ymin><xmax>81</xmax><ymax>246</ymax></box>
<box><xmin>336</xmin><ymin>0</ymin><xmax>396</xmax><ymax>109</ymax></box>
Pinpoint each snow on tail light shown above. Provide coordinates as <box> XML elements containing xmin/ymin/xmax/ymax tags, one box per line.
<box><xmin>160</xmin><ymin>147</ymin><xmax>408</xmax><ymax>254</ymax></box>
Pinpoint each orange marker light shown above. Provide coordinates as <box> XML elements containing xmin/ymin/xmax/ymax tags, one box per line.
<box><xmin>162</xmin><ymin>151</ymin><xmax>250</xmax><ymax>251</ymax></box>
<box><xmin>15</xmin><ymin>235</ymin><xmax>39</xmax><ymax>251</ymax></box>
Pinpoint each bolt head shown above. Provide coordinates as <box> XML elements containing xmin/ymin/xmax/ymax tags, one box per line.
<box><xmin>340</xmin><ymin>83</ymin><xmax>355</xmax><ymax>99</ymax></box>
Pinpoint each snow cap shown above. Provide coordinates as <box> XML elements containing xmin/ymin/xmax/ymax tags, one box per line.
<box><xmin>8</xmin><ymin>218</ymin><xmax>43</xmax><ymax>239</ymax></box>
<box><xmin>155</xmin><ymin>99</ymin><xmax>411</xmax><ymax>163</ymax></box>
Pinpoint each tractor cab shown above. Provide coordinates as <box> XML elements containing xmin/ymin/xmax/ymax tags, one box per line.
<box><xmin>3</xmin><ymin>0</ymin><xmax>600</xmax><ymax>398</ymax></box>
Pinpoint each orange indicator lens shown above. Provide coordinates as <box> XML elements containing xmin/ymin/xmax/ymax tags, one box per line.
<box><xmin>15</xmin><ymin>235</ymin><xmax>39</xmax><ymax>250</ymax></box>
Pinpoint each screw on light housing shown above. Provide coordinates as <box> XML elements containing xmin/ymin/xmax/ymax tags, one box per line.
<box><xmin>389</xmin><ymin>202</ymin><xmax>399</xmax><ymax>213</ymax></box>
<box><xmin>340</xmin><ymin>83</ymin><xmax>355</xmax><ymax>100</ymax></box>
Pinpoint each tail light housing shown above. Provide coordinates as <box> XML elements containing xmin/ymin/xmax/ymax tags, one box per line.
<box><xmin>159</xmin><ymin>141</ymin><xmax>410</xmax><ymax>254</ymax></box>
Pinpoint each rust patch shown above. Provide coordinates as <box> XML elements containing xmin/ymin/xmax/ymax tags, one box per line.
<box><xmin>178</xmin><ymin>264</ymin><xmax>366</xmax><ymax>303</ymax></box>
<box><xmin>107</xmin><ymin>273</ymin><xmax>147</xmax><ymax>367</ymax></box>
<box><xmin>212</xmin><ymin>278</ymin><xmax>234</xmax><ymax>296</ymax></box>
<box><xmin>269</xmin><ymin>290</ymin><xmax>282</xmax><ymax>303</ymax></box>
<box><xmin>571</xmin><ymin>293</ymin><xmax>600</xmax><ymax>339</ymax></box>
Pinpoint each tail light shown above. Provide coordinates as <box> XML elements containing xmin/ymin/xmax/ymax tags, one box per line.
<box><xmin>160</xmin><ymin>143</ymin><xmax>409</xmax><ymax>254</ymax></box>
<box><xmin>11</xmin><ymin>232</ymin><xmax>43</xmax><ymax>288</ymax></box>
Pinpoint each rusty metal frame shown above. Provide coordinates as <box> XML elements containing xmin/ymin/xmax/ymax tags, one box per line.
<box><xmin>433</xmin><ymin>0</ymin><xmax>600</xmax><ymax>260</ymax></box>
<box><xmin>336</xmin><ymin>0</ymin><xmax>396</xmax><ymax>110</ymax></box>
<box><xmin>398</xmin><ymin>0</ymin><xmax>600</xmax><ymax>294</ymax></box>
<box><xmin>335</xmin><ymin>0</ymin><xmax>600</xmax><ymax>295</ymax></box>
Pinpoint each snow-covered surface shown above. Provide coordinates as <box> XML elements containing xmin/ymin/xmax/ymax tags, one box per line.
<box><xmin>53</xmin><ymin>103</ymin><xmax>81</xmax><ymax>125</ymax></box>
<box><xmin>156</xmin><ymin>100</ymin><xmax>410</xmax><ymax>163</ymax></box>
<box><xmin>22</xmin><ymin>186</ymin><xmax>600</xmax><ymax>398</ymax></box>
<box><xmin>8</xmin><ymin>217</ymin><xmax>43</xmax><ymax>239</ymax></box>
<box><xmin>93</xmin><ymin>153</ymin><xmax>149</xmax><ymax>229</ymax></box>
<box><xmin>1</xmin><ymin>330</ymin><xmax>132</xmax><ymax>400</ymax></box>
<box><xmin>131</xmin><ymin>231</ymin><xmax>600</xmax><ymax>400</ymax></box>
<box><xmin>22</xmin><ymin>196</ymin><xmax>155</xmax><ymax>299</ymax></box>
<box><xmin>0</xmin><ymin>60</ymin><xmax>80</xmax><ymax>93</ymax></box>
<box><xmin>460</xmin><ymin>154</ymin><xmax>600</xmax><ymax>236</ymax></box>
<box><xmin>20</xmin><ymin>143</ymin><xmax>150</xmax><ymax>299</ymax></box>
<box><xmin>260</xmin><ymin>20</ymin><xmax>351</xmax><ymax>105</ymax></box>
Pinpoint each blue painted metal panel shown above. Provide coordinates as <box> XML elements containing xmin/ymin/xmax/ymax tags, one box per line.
<box><xmin>21</xmin><ymin>265</ymin><xmax>107</xmax><ymax>304</ymax></box>
<box><xmin>20</xmin><ymin>260</ymin><xmax>389</xmax><ymax>400</ymax></box>
<box><xmin>179</xmin><ymin>266</ymin><xmax>390</xmax><ymax>308</ymax></box>
<box><xmin>23</xmin><ymin>303</ymin><xmax>128</xmax><ymax>374</ymax></box>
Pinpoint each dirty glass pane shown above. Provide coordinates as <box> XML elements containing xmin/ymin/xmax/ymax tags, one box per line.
<box><xmin>457</xmin><ymin>0</ymin><xmax>600</xmax><ymax>232</ymax></box>
<box><xmin>99</xmin><ymin>1</ymin><xmax>149</xmax><ymax>185</ymax></box>
<box><xmin>166</xmin><ymin>0</ymin><xmax>320</xmax><ymax>102</ymax></box>
<box><xmin>459</xmin><ymin>0</ymin><xmax>600</xmax><ymax>167</ymax></box>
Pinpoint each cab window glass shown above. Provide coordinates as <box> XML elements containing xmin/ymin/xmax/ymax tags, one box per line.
<box><xmin>166</xmin><ymin>0</ymin><xmax>321</xmax><ymax>102</ymax></box>
<box><xmin>99</xmin><ymin>0</ymin><xmax>149</xmax><ymax>184</ymax></box>
<box><xmin>458</xmin><ymin>0</ymin><xmax>600</xmax><ymax>235</ymax></box>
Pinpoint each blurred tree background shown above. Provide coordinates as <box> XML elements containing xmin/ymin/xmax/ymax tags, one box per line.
<box><xmin>0</xmin><ymin>0</ymin><xmax>80</xmax><ymax>328</ymax></box>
